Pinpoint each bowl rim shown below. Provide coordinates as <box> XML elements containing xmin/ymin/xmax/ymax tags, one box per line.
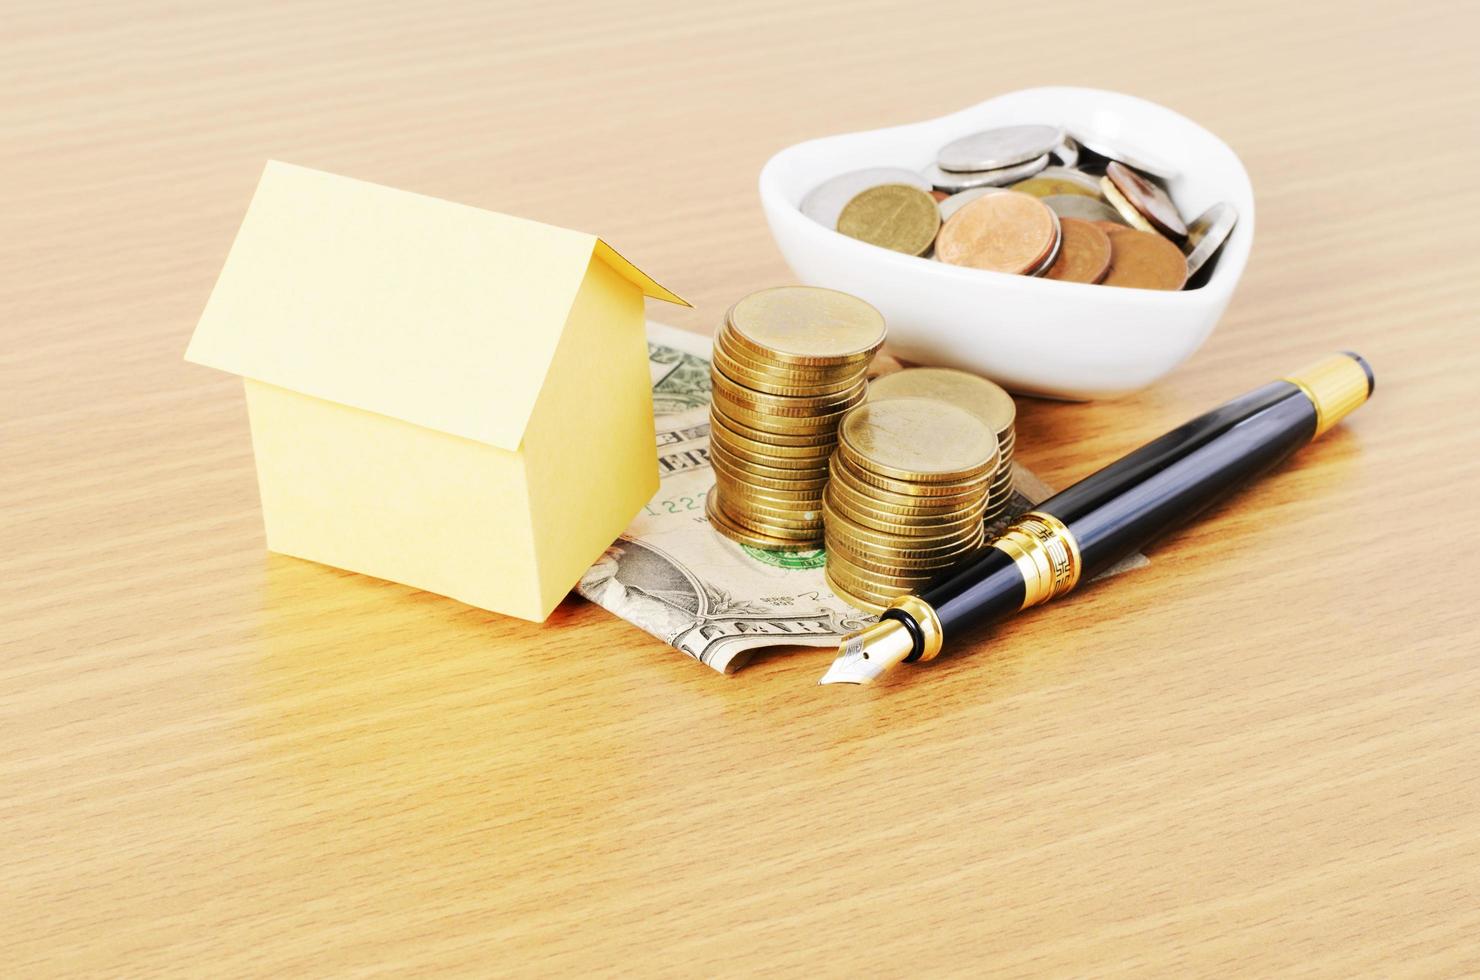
<box><xmin>757</xmin><ymin>86</ymin><xmax>1255</xmax><ymax>303</ymax></box>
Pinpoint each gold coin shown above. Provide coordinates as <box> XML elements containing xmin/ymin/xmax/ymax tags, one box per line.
<box><xmin>824</xmin><ymin>489</ymin><xmax>983</xmax><ymax>539</ymax></box>
<box><xmin>716</xmin><ymin>324</ymin><xmax>867</xmax><ymax>376</ymax></box>
<box><xmin>707</xmin><ymin>494</ymin><xmax>822</xmax><ymax>552</ymax></box>
<box><xmin>833</xmin><ymin>453</ymin><xmax>990</xmax><ymax>499</ymax></box>
<box><xmin>823</xmin><ymin>497</ymin><xmax>983</xmax><ymax>551</ymax></box>
<box><xmin>826</xmin><ymin>474</ymin><xmax>984</xmax><ymax>519</ymax></box>
<box><xmin>823</xmin><ymin>568</ymin><xmax>890</xmax><ymax>614</ymax></box>
<box><xmin>707</xmin><ymin>440</ymin><xmax>830</xmax><ymax>482</ymax></box>
<box><xmin>710</xmin><ymin>405</ymin><xmax>841</xmax><ymax>447</ymax></box>
<box><xmin>710</xmin><ymin>454</ymin><xmax>830</xmax><ymax>494</ymax></box>
<box><xmin>866</xmin><ymin>367</ymin><xmax>1017</xmax><ymax>437</ymax></box>
<box><xmin>827</xmin><ymin>476</ymin><xmax>985</xmax><ymax>523</ymax></box>
<box><xmin>826</xmin><ymin>530</ymin><xmax>985</xmax><ymax>565</ymax></box>
<box><xmin>722</xmin><ymin>497</ymin><xmax>826</xmax><ymax>528</ymax></box>
<box><xmin>829</xmin><ymin>456</ymin><xmax>985</xmax><ymax>508</ymax></box>
<box><xmin>710</xmin><ymin>367</ymin><xmax>866</xmax><ymax>416</ymax></box>
<box><xmin>826</xmin><ymin>546</ymin><xmax>971</xmax><ymax>579</ymax></box>
<box><xmin>826</xmin><ymin>562</ymin><xmax>921</xmax><ymax>601</ymax></box>
<box><xmin>1009</xmin><ymin>171</ymin><xmax>1101</xmax><ymax>198</ymax></box>
<box><xmin>721</xmin><ymin>499</ymin><xmax>825</xmax><ymax>531</ymax></box>
<box><xmin>839</xmin><ymin>398</ymin><xmax>998</xmax><ymax>484</ymax></box>
<box><xmin>827</xmin><ymin>554</ymin><xmax>938</xmax><ymax>593</ymax></box>
<box><xmin>827</xmin><ymin>573</ymin><xmax>929</xmax><ymax>608</ymax></box>
<box><xmin>726</xmin><ymin>512</ymin><xmax>825</xmax><ymax>536</ymax></box>
<box><xmin>721</xmin><ymin>504</ymin><xmax>826</xmax><ymax>540</ymax></box>
<box><xmin>836</xmin><ymin>183</ymin><xmax>941</xmax><ymax>257</ymax></box>
<box><xmin>713</xmin><ymin>350</ymin><xmax>866</xmax><ymax>397</ymax></box>
<box><xmin>708</xmin><ymin>429</ymin><xmax>834</xmax><ymax>471</ymax></box>
<box><xmin>709</xmin><ymin>418</ymin><xmax>836</xmax><ymax>461</ymax></box>
<box><xmin>715</xmin><ymin>326</ymin><xmax>868</xmax><ymax>381</ymax></box>
<box><xmin>1099</xmin><ymin>176</ymin><xmax>1156</xmax><ymax>234</ymax></box>
<box><xmin>827</xmin><ymin>528</ymin><xmax>984</xmax><ymax>572</ymax></box>
<box><xmin>713</xmin><ymin>473</ymin><xmax>828</xmax><ymax>503</ymax></box>
<box><xmin>711</xmin><ymin>389</ymin><xmax>860</xmax><ymax>433</ymax></box>
<box><xmin>826</xmin><ymin>549</ymin><xmax>938</xmax><ymax>590</ymax></box>
<box><xmin>725</xmin><ymin>287</ymin><xmax>887</xmax><ymax>366</ymax></box>
<box><xmin>723</xmin><ymin>495</ymin><xmax>826</xmax><ymax>526</ymax></box>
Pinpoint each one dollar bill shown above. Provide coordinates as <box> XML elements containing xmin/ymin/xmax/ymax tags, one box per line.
<box><xmin>576</xmin><ymin>322</ymin><xmax>1145</xmax><ymax>673</ymax></box>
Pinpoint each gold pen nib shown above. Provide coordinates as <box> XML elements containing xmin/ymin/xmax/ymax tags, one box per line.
<box><xmin>817</xmin><ymin>619</ymin><xmax>916</xmax><ymax>685</ymax></box>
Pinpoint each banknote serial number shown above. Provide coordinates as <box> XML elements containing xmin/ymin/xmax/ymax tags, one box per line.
<box><xmin>643</xmin><ymin>491</ymin><xmax>706</xmax><ymax>516</ymax></box>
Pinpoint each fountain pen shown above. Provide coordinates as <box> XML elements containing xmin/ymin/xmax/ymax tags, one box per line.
<box><xmin>820</xmin><ymin>351</ymin><xmax>1374</xmax><ymax>685</ymax></box>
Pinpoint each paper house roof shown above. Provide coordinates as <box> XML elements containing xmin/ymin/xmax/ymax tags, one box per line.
<box><xmin>186</xmin><ymin>161</ymin><xmax>685</xmax><ymax>450</ymax></box>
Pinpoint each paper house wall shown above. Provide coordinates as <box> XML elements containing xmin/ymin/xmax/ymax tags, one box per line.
<box><xmin>186</xmin><ymin>161</ymin><xmax>686</xmax><ymax>622</ymax></box>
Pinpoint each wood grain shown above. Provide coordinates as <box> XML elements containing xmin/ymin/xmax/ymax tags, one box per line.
<box><xmin>4</xmin><ymin>0</ymin><xmax>1479</xmax><ymax>974</ymax></box>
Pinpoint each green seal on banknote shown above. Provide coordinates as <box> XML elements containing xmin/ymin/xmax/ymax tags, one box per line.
<box><xmin>740</xmin><ymin>545</ymin><xmax>827</xmax><ymax>570</ymax></box>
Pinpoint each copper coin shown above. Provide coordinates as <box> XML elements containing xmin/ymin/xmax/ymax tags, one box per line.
<box><xmin>1101</xmin><ymin>228</ymin><xmax>1189</xmax><ymax>291</ymax></box>
<box><xmin>1106</xmin><ymin>161</ymin><xmax>1187</xmax><ymax>240</ymax></box>
<box><xmin>1044</xmin><ymin>218</ymin><xmax>1112</xmax><ymax>284</ymax></box>
<box><xmin>935</xmin><ymin>191</ymin><xmax>1057</xmax><ymax>275</ymax></box>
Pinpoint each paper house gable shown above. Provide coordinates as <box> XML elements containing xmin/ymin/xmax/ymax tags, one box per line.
<box><xmin>186</xmin><ymin>161</ymin><xmax>686</xmax><ymax>622</ymax></box>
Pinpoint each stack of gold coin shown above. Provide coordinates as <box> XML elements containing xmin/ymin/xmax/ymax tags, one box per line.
<box><xmin>707</xmin><ymin>286</ymin><xmax>886</xmax><ymax>551</ymax></box>
<box><xmin>866</xmin><ymin>367</ymin><xmax>1018</xmax><ymax>527</ymax></box>
<box><xmin>822</xmin><ymin>397</ymin><xmax>998</xmax><ymax>612</ymax></box>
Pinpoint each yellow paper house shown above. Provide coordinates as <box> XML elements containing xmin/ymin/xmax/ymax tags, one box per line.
<box><xmin>186</xmin><ymin>161</ymin><xmax>686</xmax><ymax>621</ymax></box>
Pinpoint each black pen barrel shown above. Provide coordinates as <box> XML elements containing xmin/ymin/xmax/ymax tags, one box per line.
<box><xmin>893</xmin><ymin>354</ymin><xmax>1373</xmax><ymax>652</ymax></box>
<box><xmin>1045</xmin><ymin>381</ymin><xmax>1315</xmax><ymax>578</ymax></box>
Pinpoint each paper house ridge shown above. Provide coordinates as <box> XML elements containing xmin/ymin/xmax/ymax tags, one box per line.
<box><xmin>186</xmin><ymin>161</ymin><xmax>686</xmax><ymax>621</ymax></box>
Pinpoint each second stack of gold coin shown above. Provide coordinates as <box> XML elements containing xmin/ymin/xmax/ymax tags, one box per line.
<box><xmin>707</xmin><ymin>286</ymin><xmax>886</xmax><ymax>552</ymax></box>
<box><xmin>823</xmin><ymin>397</ymin><xmax>999</xmax><ymax>612</ymax></box>
<box><xmin>866</xmin><ymin>367</ymin><xmax>1019</xmax><ymax>527</ymax></box>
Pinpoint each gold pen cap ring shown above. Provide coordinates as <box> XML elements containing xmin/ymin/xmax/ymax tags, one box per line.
<box><xmin>1282</xmin><ymin>352</ymin><xmax>1374</xmax><ymax>438</ymax></box>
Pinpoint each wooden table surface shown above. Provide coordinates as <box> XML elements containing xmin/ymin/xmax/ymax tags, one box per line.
<box><xmin>6</xmin><ymin>1</ymin><xmax>1479</xmax><ymax>974</ymax></box>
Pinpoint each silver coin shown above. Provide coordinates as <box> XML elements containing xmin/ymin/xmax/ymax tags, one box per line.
<box><xmin>1051</xmin><ymin>134</ymin><xmax>1080</xmax><ymax>168</ymax></box>
<box><xmin>937</xmin><ymin>124</ymin><xmax>1063</xmax><ymax>173</ymax></box>
<box><xmin>800</xmin><ymin>168</ymin><xmax>933</xmax><ymax>229</ymax></box>
<box><xmin>1027</xmin><ymin>209</ymin><xmax>1063</xmax><ymax>277</ymax></box>
<box><xmin>1068</xmin><ymin>130</ymin><xmax>1178</xmax><ymax>181</ymax></box>
<box><xmin>1182</xmin><ymin>201</ymin><xmax>1239</xmax><ymax>283</ymax></box>
<box><xmin>937</xmin><ymin>186</ymin><xmax>1004</xmax><ymax>222</ymax></box>
<box><xmin>1041</xmin><ymin>194</ymin><xmax>1128</xmax><ymax>225</ymax></box>
<box><xmin>924</xmin><ymin>153</ymin><xmax>1050</xmax><ymax>193</ymax></box>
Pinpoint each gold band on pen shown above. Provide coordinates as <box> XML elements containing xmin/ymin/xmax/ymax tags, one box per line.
<box><xmin>1282</xmin><ymin>353</ymin><xmax>1371</xmax><ymax>438</ymax></box>
<box><xmin>990</xmin><ymin>510</ymin><xmax>1082</xmax><ymax>609</ymax></box>
<box><xmin>887</xmin><ymin>593</ymin><xmax>944</xmax><ymax>662</ymax></box>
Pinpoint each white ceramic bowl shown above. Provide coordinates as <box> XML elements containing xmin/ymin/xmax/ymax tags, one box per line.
<box><xmin>759</xmin><ymin>87</ymin><xmax>1255</xmax><ymax>400</ymax></box>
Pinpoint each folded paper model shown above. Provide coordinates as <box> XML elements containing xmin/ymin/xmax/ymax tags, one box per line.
<box><xmin>186</xmin><ymin>161</ymin><xmax>686</xmax><ymax>621</ymax></box>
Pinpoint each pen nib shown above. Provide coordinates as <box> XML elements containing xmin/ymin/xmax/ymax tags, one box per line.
<box><xmin>818</xmin><ymin>645</ymin><xmax>877</xmax><ymax>685</ymax></box>
<box><xmin>817</xmin><ymin>621</ymin><xmax>915</xmax><ymax>685</ymax></box>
